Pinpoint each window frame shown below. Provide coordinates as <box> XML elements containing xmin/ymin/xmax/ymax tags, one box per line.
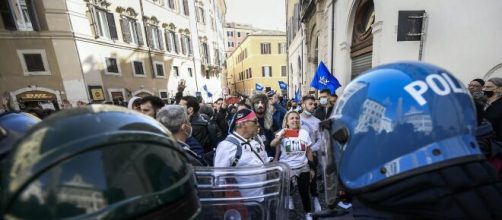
<box><xmin>260</xmin><ymin>42</ymin><xmax>271</xmax><ymax>54</ymax></box>
<box><xmin>153</xmin><ymin>61</ymin><xmax>166</xmax><ymax>78</ymax></box>
<box><xmin>188</xmin><ymin>67</ymin><xmax>193</xmax><ymax>77</ymax></box>
<box><xmin>172</xmin><ymin>66</ymin><xmax>179</xmax><ymax>77</ymax></box>
<box><xmin>261</xmin><ymin>65</ymin><xmax>272</xmax><ymax>77</ymax></box>
<box><xmin>104</xmin><ymin>56</ymin><xmax>121</xmax><ymax>76</ymax></box>
<box><xmin>131</xmin><ymin>60</ymin><xmax>146</xmax><ymax>77</ymax></box>
<box><xmin>17</xmin><ymin>49</ymin><xmax>51</xmax><ymax>76</ymax></box>
<box><xmin>281</xmin><ymin>65</ymin><xmax>287</xmax><ymax>76</ymax></box>
<box><xmin>159</xmin><ymin>90</ymin><xmax>169</xmax><ymax>99</ymax></box>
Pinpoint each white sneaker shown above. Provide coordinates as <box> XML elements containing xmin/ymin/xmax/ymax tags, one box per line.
<box><xmin>305</xmin><ymin>212</ymin><xmax>313</xmax><ymax>220</ymax></box>
<box><xmin>288</xmin><ymin>197</ymin><xmax>295</xmax><ymax>210</ymax></box>
<box><xmin>313</xmin><ymin>197</ymin><xmax>322</xmax><ymax>212</ymax></box>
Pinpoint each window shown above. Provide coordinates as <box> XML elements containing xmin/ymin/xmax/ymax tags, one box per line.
<box><xmin>188</xmin><ymin>67</ymin><xmax>193</xmax><ymax>77</ymax></box>
<box><xmin>201</xmin><ymin>43</ymin><xmax>210</xmax><ymax>64</ymax></box>
<box><xmin>173</xmin><ymin>66</ymin><xmax>179</xmax><ymax>77</ymax></box>
<box><xmin>120</xmin><ymin>18</ymin><xmax>143</xmax><ymax>45</ymax></box>
<box><xmin>227</xmin><ymin>31</ymin><xmax>231</xmax><ymax>37</ymax></box>
<box><xmin>167</xmin><ymin>0</ymin><xmax>175</xmax><ymax>10</ymax></box>
<box><xmin>248</xmin><ymin>68</ymin><xmax>252</xmax><ymax>78</ymax></box>
<box><xmin>132</xmin><ymin>60</ymin><xmax>145</xmax><ymax>77</ymax></box>
<box><xmin>1</xmin><ymin>0</ymin><xmax>40</xmax><ymax>31</ymax></box>
<box><xmin>278</xmin><ymin>42</ymin><xmax>286</xmax><ymax>54</ymax></box>
<box><xmin>185</xmin><ymin>36</ymin><xmax>193</xmax><ymax>55</ymax></box>
<box><xmin>281</xmin><ymin>65</ymin><xmax>287</xmax><ymax>76</ymax></box>
<box><xmin>237</xmin><ymin>32</ymin><xmax>241</xmax><ymax>37</ymax></box>
<box><xmin>164</xmin><ymin>30</ymin><xmax>172</xmax><ymax>52</ymax></box>
<box><xmin>154</xmin><ymin>61</ymin><xmax>165</xmax><ymax>77</ymax></box>
<box><xmin>91</xmin><ymin>7</ymin><xmax>118</xmax><ymax>40</ymax></box>
<box><xmin>17</xmin><ymin>49</ymin><xmax>50</xmax><ymax>75</ymax></box>
<box><xmin>228</xmin><ymin>42</ymin><xmax>231</xmax><ymax>47</ymax></box>
<box><xmin>182</xmin><ymin>0</ymin><xmax>189</xmax><ymax>15</ymax></box>
<box><xmin>196</xmin><ymin>7</ymin><xmax>205</xmax><ymax>24</ymax></box>
<box><xmin>147</xmin><ymin>25</ymin><xmax>163</xmax><ymax>50</ymax></box>
<box><xmin>168</xmin><ymin>30</ymin><xmax>179</xmax><ymax>53</ymax></box>
<box><xmin>230</xmin><ymin>31</ymin><xmax>233</xmax><ymax>37</ymax></box>
<box><xmin>260</xmin><ymin>43</ymin><xmax>271</xmax><ymax>54</ymax></box>
<box><xmin>105</xmin><ymin>57</ymin><xmax>120</xmax><ymax>75</ymax></box>
<box><xmin>214</xmin><ymin>49</ymin><xmax>220</xmax><ymax>65</ymax></box>
<box><xmin>159</xmin><ymin>90</ymin><xmax>168</xmax><ymax>99</ymax></box>
<box><xmin>262</xmin><ymin>66</ymin><xmax>272</xmax><ymax>77</ymax></box>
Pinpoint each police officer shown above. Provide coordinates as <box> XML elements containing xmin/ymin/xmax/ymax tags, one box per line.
<box><xmin>1</xmin><ymin>105</ymin><xmax>201</xmax><ymax>219</ymax></box>
<box><xmin>0</xmin><ymin>111</ymin><xmax>40</xmax><ymax>161</ymax></box>
<box><xmin>321</xmin><ymin>62</ymin><xmax>502</xmax><ymax>219</ymax></box>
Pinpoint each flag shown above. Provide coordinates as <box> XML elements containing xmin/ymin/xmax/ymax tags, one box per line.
<box><xmin>203</xmin><ymin>85</ymin><xmax>212</xmax><ymax>97</ymax></box>
<box><xmin>278</xmin><ymin>81</ymin><xmax>288</xmax><ymax>90</ymax></box>
<box><xmin>256</xmin><ymin>83</ymin><xmax>264</xmax><ymax>92</ymax></box>
<box><xmin>310</xmin><ymin>61</ymin><xmax>341</xmax><ymax>94</ymax></box>
<box><xmin>293</xmin><ymin>87</ymin><xmax>301</xmax><ymax>103</ymax></box>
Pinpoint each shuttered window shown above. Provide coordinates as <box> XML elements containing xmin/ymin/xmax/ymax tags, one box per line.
<box><xmin>182</xmin><ymin>0</ymin><xmax>189</xmax><ymax>16</ymax></box>
<box><xmin>120</xmin><ymin>18</ymin><xmax>143</xmax><ymax>45</ymax></box>
<box><xmin>351</xmin><ymin>52</ymin><xmax>372</xmax><ymax>79</ymax></box>
<box><xmin>146</xmin><ymin>25</ymin><xmax>163</xmax><ymax>50</ymax></box>
<box><xmin>91</xmin><ymin>7</ymin><xmax>118</xmax><ymax>40</ymax></box>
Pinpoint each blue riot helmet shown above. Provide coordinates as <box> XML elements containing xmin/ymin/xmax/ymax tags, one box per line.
<box><xmin>329</xmin><ymin>61</ymin><xmax>483</xmax><ymax>192</ymax></box>
<box><xmin>0</xmin><ymin>112</ymin><xmax>40</xmax><ymax>160</ymax></box>
<box><xmin>1</xmin><ymin>105</ymin><xmax>201</xmax><ymax>219</ymax></box>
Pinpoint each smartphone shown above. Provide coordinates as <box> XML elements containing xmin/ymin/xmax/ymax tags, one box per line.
<box><xmin>283</xmin><ymin>129</ymin><xmax>299</xmax><ymax>138</ymax></box>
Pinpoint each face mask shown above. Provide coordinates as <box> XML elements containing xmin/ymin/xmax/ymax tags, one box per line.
<box><xmin>303</xmin><ymin>110</ymin><xmax>312</xmax><ymax>116</ymax></box>
<box><xmin>484</xmin><ymin>90</ymin><xmax>495</xmax><ymax>98</ymax></box>
<box><xmin>320</xmin><ymin>97</ymin><xmax>328</xmax><ymax>105</ymax></box>
<box><xmin>185</xmin><ymin>124</ymin><xmax>193</xmax><ymax>138</ymax></box>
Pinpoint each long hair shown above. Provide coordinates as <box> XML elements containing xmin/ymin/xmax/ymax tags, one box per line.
<box><xmin>282</xmin><ymin>110</ymin><xmax>300</xmax><ymax>129</ymax></box>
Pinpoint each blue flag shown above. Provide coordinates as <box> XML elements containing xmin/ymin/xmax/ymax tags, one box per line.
<box><xmin>203</xmin><ymin>85</ymin><xmax>208</xmax><ymax>92</ymax></box>
<box><xmin>293</xmin><ymin>87</ymin><xmax>301</xmax><ymax>103</ymax></box>
<box><xmin>256</xmin><ymin>83</ymin><xmax>264</xmax><ymax>92</ymax></box>
<box><xmin>207</xmin><ymin>92</ymin><xmax>213</xmax><ymax>97</ymax></box>
<box><xmin>310</xmin><ymin>61</ymin><xmax>341</xmax><ymax>94</ymax></box>
<box><xmin>278</xmin><ymin>81</ymin><xmax>288</xmax><ymax>90</ymax></box>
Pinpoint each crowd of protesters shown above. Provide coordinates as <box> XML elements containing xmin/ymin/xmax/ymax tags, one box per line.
<box><xmin>1</xmin><ymin>76</ymin><xmax>501</xmax><ymax>219</ymax></box>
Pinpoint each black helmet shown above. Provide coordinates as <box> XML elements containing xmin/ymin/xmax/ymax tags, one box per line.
<box><xmin>0</xmin><ymin>112</ymin><xmax>40</xmax><ymax>160</ymax></box>
<box><xmin>1</xmin><ymin>105</ymin><xmax>200</xmax><ymax>219</ymax></box>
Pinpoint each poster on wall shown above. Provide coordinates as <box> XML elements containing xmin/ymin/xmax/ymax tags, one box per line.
<box><xmin>88</xmin><ymin>86</ymin><xmax>105</xmax><ymax>101</ymax></box>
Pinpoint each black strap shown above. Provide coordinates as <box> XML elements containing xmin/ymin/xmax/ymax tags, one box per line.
<box><xmin>225</xmin><ymin>136</ymin><xmax>242</xmax><ymax>167</ymax></box>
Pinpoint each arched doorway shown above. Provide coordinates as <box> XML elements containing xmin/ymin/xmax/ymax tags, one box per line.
<box><xmin>350</xmin><ymin>0</ymin><xmax>375</xmax><ymax>79</ymax></box>
<box><xmin>132</xmin><ymin>89</ymin><xmax>154</xmax><ymax>98</ymax></box>
<box><xmin>11</xmin><ymin>87</ymin><xmax>62</xmax><ymax>111</ymax></box>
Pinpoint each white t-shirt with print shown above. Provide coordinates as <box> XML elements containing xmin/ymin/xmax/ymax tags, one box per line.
<box><xmin>278</xmin><ymin>129</ymin><xmax>312</xmax><ymax>169</ymax></box>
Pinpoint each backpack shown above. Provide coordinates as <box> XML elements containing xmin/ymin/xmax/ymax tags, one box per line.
<box><xmin>207</xmin><ymin>116</ymin><xmax>226</xmax><ymax>147</ymax></box>
<box><xmin>203</xmin><ymin>136</ymin><xmax>242</xmax><ymax>167</ymax></box>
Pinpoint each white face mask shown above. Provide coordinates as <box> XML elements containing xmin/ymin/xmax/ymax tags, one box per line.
<box><xmin>320</xmin><ymin>97</ymin><xmax>328</xmax><ymax>105</ymax></box>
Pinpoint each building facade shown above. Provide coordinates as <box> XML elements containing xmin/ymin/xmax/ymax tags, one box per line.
<box><xmin>289</xmin><ymin>0</ymin><xmax>502</xmax><ymax>96</ymax></box>
<box><xmin>226</xmin><ymin>33</ymin><xmax>287</xmax><ymax>96</ymax></box>
<box><xmin>0</xmin><ymin>0</ymin><xmax>226</xmax><ymax>111</ymax></box>
<box><xmin>224</xmin><ymin>22</ymin><xmax>256</xmax><ymax>57</ymax></box>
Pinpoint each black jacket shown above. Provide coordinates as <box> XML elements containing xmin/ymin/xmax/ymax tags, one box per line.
<box><xmin>484</xmin><ymin>98</ymin><xmax>502</xmax><ymax>141</ymax></box>
<box><xmin>190</xmin><ymin>113</ymin><xmax>212</xmax><ymax>153</ymax></box>
<box><xmin>314</xmin><ymin>106</ymin><xmax>333</xmax><ymax>121</ymax></box>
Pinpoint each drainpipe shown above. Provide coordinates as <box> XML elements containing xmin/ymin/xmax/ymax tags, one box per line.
<box><xmin>330</xmin><ymin>0</ymin><xmax>336</xmax><ymax>75</ymax></box>
<box><xmin>139</xmin><ymin>0</ymin><xmax>155</xmax><ymax>83</ymax></box>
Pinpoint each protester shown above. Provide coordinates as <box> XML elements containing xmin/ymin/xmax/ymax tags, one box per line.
<box><xmin>314</xmin><ymin>89</ymin><xmax>334</xmax><ymax>121</ymax></box>
<box><xmin>139</xmin><ymin>95</ymin><xmax>165</xmax><ymax>118</ymax></box>
<box><xmin>300</xmin><ymin>95</ymin><xmax>324</xmax><ymax>212</ymax></box>
<box><xmin>127</xmin><ymin>96</ymin><xmax>142</xmax><ymax>111</ymax></box>
<box><xmin>468</xmin><ymin>78</ymin><xmax>485</xmax><ymax>94</ymax></box>
<box><xmin>271</xmin><ymin>111</ymin><xmax>314</xmax><ymax>219</ymax></box>
<box><xmin>180</xmin><ymin>96</ymin><xmax>213</xmax><ymax>153</ymax></box>
<box><xmin>157</xmin><ymin>105</ymin><xmax>206</xmax><ymax>166</ymax></box>
<box><xmin>214</xmin><ymin>109</ymin><xmax>268</xmax><ymax>199</ymax></box>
